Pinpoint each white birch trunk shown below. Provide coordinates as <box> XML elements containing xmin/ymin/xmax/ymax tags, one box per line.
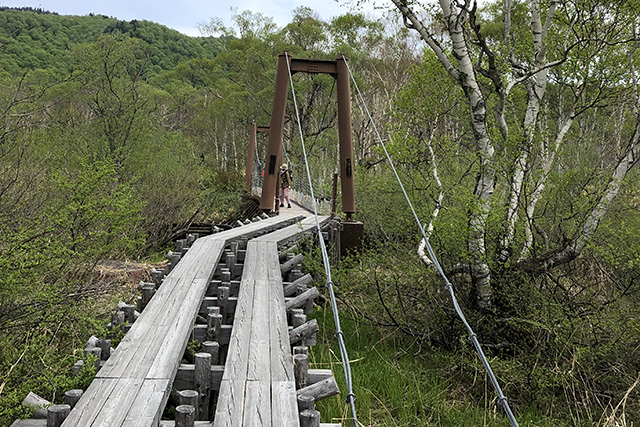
<box><xmin>536</xmin><ymin>115</ymin><xmax>640</xmax><ymax>271</ymax></box>
<box><xmin>498</xmin><ymin>0</ymin><xmax>556</xmax><ymax>263</ymax></box>
<box><xmin>418</xmin><ymin>119</ymin><xmax>443</xmax><ymax>267</ymax></box>
<box><xmin>440</xmin><ymin>0</ymin><xmax>495</xmax><ymax>308</ymax></box>
<box><xmin>394</xmin><ymin>0</ymin><xmax>496</xmax><ymax>307</ymax></box>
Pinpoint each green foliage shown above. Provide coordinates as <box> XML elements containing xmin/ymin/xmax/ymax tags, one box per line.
<box><xmin>310</xmin><ymin>303</ymin><xmax>571</xmax><ymax>426</ymax></box>
<box><xmin>0</xmin><ymin>8</ymin><xmax>224</xmax><ymax>78</ymax></box>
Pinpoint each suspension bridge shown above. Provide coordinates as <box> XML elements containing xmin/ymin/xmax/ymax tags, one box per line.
<box><xmin>12</xmin><ymin>52</ymin><xmax>518</xmax><ymax>427</ymax></box>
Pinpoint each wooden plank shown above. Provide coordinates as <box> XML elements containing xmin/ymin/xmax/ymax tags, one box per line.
<box><xmin>174</xmin><ymin>364</ymin><xmax>224</xmax><ymax>391</ymax></box>
<box><xmin>268</xmin><ymin>249</ymin><xmax>294</xmax><ymax>382</ymax></box>
<box><xmin>246</xmin><ymin>278</ymin><xmax>270</xmax><ymax>381</ymax></box>
<box><xmin>10</xmin><ymin>420</ymin><xmax>47</xmax><ymax>427</ymax></box>
<box><xmin>63</xmin><ymin>215</ymin><xmax>306</xmax><ymax>426</ymax></box>
<box><xmin>121</xmin><ymin>379</ymin><xmax>170</xmax><ymax>427</ymax></box>
<box><xmin>146</xmin><ymin>240</ymin><xmax>223</xmax><ymax>380</ymax></box>
<box><xmin>271</xmin><ymin>381</ymin><xmax>300</xmax><ymax>427</ymax></box>
<box><xmin>159</xmin><ymin>422</ymin><xmax>213</xmax><ymax>427</ymax></box>
<box><xmin>253</xmin><ymin>216</ymin><xmax>330</xmax><ymax>245</ymax></box>
<box><xmin>241</xmin><ymin>381</ymin><xmax>270</xmax><ymax>427</ymax></box>
<box><xmin>88</xmin><ymin>378</ymin><xmax>140</xmax><ymax>426</ymax></box>
<box><xmin>212</xmin><ymin>380</ymin><xmax>245</xmax><ymax>427</ymax></box>
<box><xmin>61</xmin><ymin>378</ymin><xmax>118</xmax><ymax>426</ymax></box>
<box><xmin>222</xmin><ymin>278</ymin><xmax>255</xmax><ymax>381</ymax></box>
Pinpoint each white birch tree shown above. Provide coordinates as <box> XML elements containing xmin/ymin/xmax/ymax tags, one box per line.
<box><xmin>390</xmin><ymin>0</ymin><xmax>640</xmax><ymax>308</ymax></box>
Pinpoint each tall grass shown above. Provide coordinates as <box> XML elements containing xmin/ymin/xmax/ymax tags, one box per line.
<box><xmin>308</xmin><ymin>303</ymin><xmax>570</xmax><ymax>426</ymax></box>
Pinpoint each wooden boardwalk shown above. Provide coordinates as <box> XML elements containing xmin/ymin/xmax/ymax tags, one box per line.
<box><xmin>214</xmin><ymin>216</ymin><xmax>329</xmax><ymax>427</ymax></box>
<box><xmin>14</xmin><ymin>205</ymin><xmax>340</xmax><ymax>427</ymax></box>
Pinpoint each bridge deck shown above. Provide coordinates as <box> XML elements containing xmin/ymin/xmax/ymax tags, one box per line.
<box><xmin>60</xmin><ymin>214</ymin><xmax>304</xmax><ymax>427</ymax></box>
<box><xmin>214</xmin><ymin>215</ymin><xmax>329</xmax><ymax>427</ymax></box>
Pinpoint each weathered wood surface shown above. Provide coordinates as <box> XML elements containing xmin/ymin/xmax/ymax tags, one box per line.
<box><xmin>253</xmin><ymin>216</ymin><xmax>330</xmax><ymax>245</ymax></box>
<box><xmin>60</xmin><ymin>214</ymin><xmax>303</xmax><ymax>427</ymax></box>
<box><xmin>214</xmin><ymin>215</ymin><xmax>331</xmax><ymax>426</ymax></box>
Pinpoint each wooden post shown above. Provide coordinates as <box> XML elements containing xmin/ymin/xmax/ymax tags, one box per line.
<box><xmin>150</xmin><ymin>268</ymin><xmax>165</xmax><ymax>284</ymax></box>
<box><xmin>207</xmin><ymin>313</ymin><xmax>222</xmax><ymax>342</ymax></box>
<box><xmin>111</xmin><ymin>311</ymin><xmax>125</xmax><ymax>329</ymax></box>
<box><xmin>292</xmin><ymin>312</ymin><xmax>307</xmax><ymax>329</ymax></box>
<box><xmin>217</xmin><ymin>286</ymin><xmax>230</xmax><ymax>322</ymax></box>
<box><xmin>297</xmin><ymin>393</ymin><xmax>314</xmax><ymax>412</ymax></box>
<box><xmin>294</xmin><ymin>354</ymin><xmax>309</xmax><ymax>390</ymax></box>
<box><xmin>176</xmin><ymin>404</ymin><xmax>196</xmax><ymax>427</ymax></box>
<box><xmin>72</xmin><ymin>360</ymin><xmax>84</xmax><ymax>376</ymax></box>
<box><xmin>299</xmin><ymin>409</ymin><xmax>321</xmax><ymax>427</ymax></box>
<box><xmin>122</xmin><ymin>305</ymin><xmax>135</xmax><ymax>324</ymax></box>
<box><xmin>178</xmin><ymin>390</ymin><xmax>199</xmax><ymax>419</ymax></box>
<box><xmin>246</xmin><ymin>122</ymin><xmax>257</xmax><ymax>192</ymax></box>
<box><xmin>86</xmin><ymin>347</ymin><xmax>101</xmax><ymax>369</ymax></box>
<box><xmin>289</xmin><ymin>308</ymin><xmax>304</xmax><ymax>326</ymax></box>
<box><xmin>225</xmin><ymin>251</ymin><xmax>235</xmax><ymax>271</ymax></box>
<box><xmin>221</xmin><ymin>269</ymin><xmax>231</xmax><ymax>284</ymax></box>
<box><xmin>141</xmin><ymin>283</ymin><xmax>155</xmax><ymax>310</ymax></box>
<box><xmin>194</xmin><ymin>353</ymin><xmax>212</xmax><ymax>421</ymax></box>
<box><xmin>331</xmin><ymin>172</ymin><xmax>338</xmax><ymax>218</ymax></box>
<box><xmin>167</xmin><ymin>251</ymin><xmax>181</xmax><ymax>272</ymax></box>
<box><xmin>336</xmin><ymin>54</ymin><xmax>356</xmax><ymax>216</ymax></box>
<box><xmin>293</xmin><ymin>346</ymin><xmax>308</xmax><ymax>356</ymax></box>
<box><xmin>63</xmin><ymin>389</ymin><xmax>83</xmax><ymax>408</ymax></box>
<box><xmin>97</xmin><ymin>338</ymin><xmax>111</xmax><ymax>360</ymax></box>
<box><xmin>260</xmin><ymin>53</ymin><xmax>290</xmax><ymax>211</ymax></box>
<box><xmin>202</xmin><ymin>341</ymin><xmax>220</xmax><ymax>365</ymax></box>
<box><xmin>22</xmin><ymin>392</ymin><xmax>51</xmax><ymax>418</ymax></box>
<box><xmin>46</xmin><ymin>404</ymin><xmax>71</xmax><ymax>427</ymax></box>
<box><xmin>281</xmin><ymin>253</ymin><xmax>304</xmax><ymax>276</ymax></box>
<box><xmin>289</xmin><ymin>319</ymin><xmax>319</xmax><ymax>346</ymax></box>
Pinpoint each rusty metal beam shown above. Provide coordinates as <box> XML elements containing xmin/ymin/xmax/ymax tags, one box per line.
<box><xmin>289</xmin><ymin>58</ymin><xmax>338</xmax><ymax>76</ymax></box>
<box><xmin>336</xmin><ymin>55</ymin><xmax>355</xmax><ymax>215</ymax></box>
<box><xmin>260</xmin><ymin>53</ymin><xmax>290</xmax><ymax>211</ymax></box>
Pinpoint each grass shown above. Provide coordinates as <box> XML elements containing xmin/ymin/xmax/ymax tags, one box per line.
<box><xmin>308</xmin><ymin>301</ymin><xmax>572</xmax><ymax>427</ymax></box>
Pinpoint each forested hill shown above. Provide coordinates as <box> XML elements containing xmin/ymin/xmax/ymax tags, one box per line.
<box><xmin>0</xmin><ymin>7</ymin><xmax>225</xmax><ymax>77</ymax></box>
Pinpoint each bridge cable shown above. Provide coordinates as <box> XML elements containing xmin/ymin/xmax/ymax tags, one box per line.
<box><xmin>285</xmin><ymin>52</ymin><xmax>360</xmax><ymax>427</ymax></box>
<box><xmin>342</xmin><ymin>58</ymin><xmax>520</xmax><ymax>427</ymax></box>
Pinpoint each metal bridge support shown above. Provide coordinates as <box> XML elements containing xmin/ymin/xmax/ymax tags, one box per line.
<box><xmin>258</xmin><ymin>52</ymin><xmax>363</xmax><ymax>256</ymax></box>
<box><xmin>260</xmin><ymin>53</ymin><xmax>290</xmax><ymax>211</ymax></box>
<box><xmin>336</xmin><ymin>55</ymin><xmax>355</xmax><ymax>217</ymax></box>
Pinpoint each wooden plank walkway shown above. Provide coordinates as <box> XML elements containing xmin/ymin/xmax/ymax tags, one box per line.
<box><xmin>213</xmin><ymin>215</ymin><xmax>330</xmax><ymax>427</ymax></box>
<box><xmin>60</xmin><ymin>214</ymin><xmax>304</xmax><ymax>427</ymax></box>
<box><xmin>13</xmin><ymin>201</ymin><xmax>338</xmax><ymax>427</ymax></box>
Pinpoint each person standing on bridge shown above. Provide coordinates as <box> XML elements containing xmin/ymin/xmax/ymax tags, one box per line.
<box><xmin>280</xmin><ymin>164</ymin><xmax>292</xmax><ymax>208</ymax></box>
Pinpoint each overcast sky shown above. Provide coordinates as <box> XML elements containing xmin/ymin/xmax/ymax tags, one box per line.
<box><xmin>1</xmin><ymin>0</ymin><xmax>384</xmax><ymax>36</ymax></box>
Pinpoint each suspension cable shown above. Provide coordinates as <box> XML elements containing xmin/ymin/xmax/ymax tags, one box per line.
<box><xmin>285</xmin><ymin>52</ymin><xmax>359</xmax><ymax>427</ymax></box>
<box><xmin>342</xmin><ymin>58</ymin><xmax>519</xmax><ymax>427</ymax></box>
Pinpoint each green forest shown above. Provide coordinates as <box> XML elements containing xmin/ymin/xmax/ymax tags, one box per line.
<box><xmin>0</xmin><ymin>2</ymin><xmax>639</xmax><ymax>426</ymax></box>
